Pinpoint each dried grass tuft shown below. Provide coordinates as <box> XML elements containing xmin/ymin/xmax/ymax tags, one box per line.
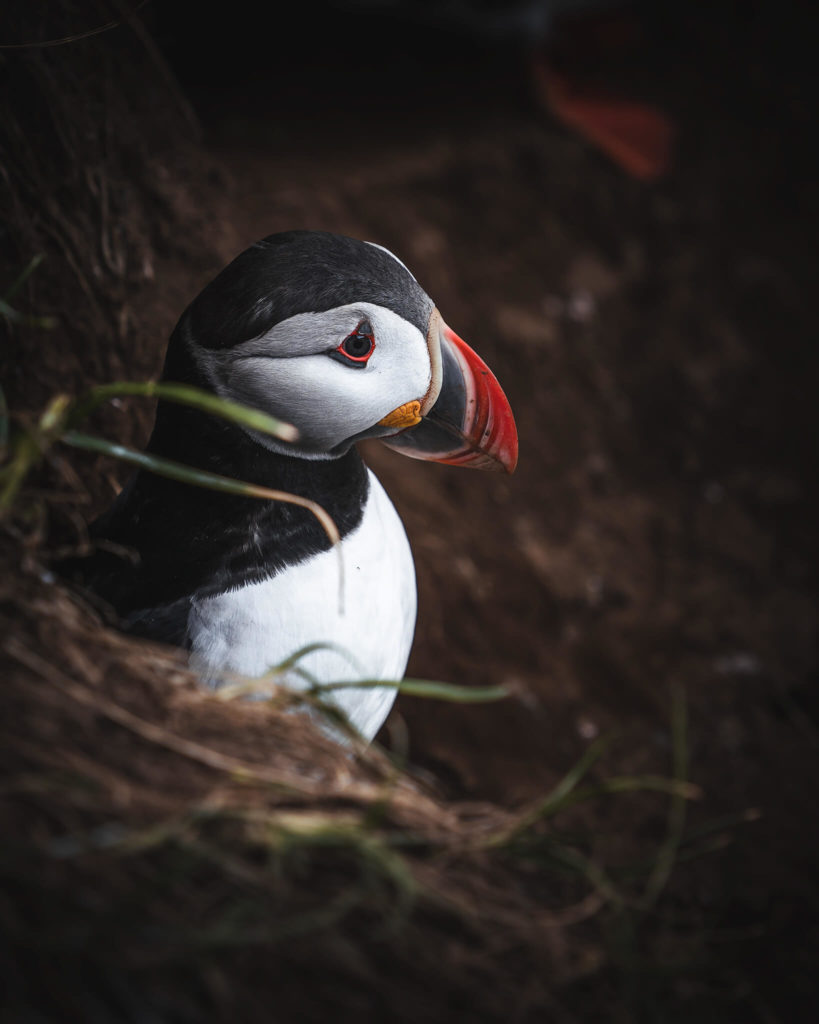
<box><xmin>0</xmin><ymin>537</ymin><xmax>604</xmax><ymax>1023</ymax></box>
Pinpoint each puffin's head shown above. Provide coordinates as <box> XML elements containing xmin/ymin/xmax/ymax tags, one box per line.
<box><xmin>174</xmin><ymin>230</ymin><xmax>517</xmax><ymax>472</ymax></box>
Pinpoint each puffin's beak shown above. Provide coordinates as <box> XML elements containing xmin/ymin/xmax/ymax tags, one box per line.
<box><xmin>381</xmin><ymin>309</ymin><xmax>518</xmax><ymax>473</ymax></box>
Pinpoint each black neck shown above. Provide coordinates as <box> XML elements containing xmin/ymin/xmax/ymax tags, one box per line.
<box><xmin>86</xmin><ymin>332</ymin><xmax>370</xmax><ymax>615</ymax></box>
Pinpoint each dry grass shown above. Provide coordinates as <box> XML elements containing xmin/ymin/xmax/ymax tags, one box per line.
<box><xmin>0</xmin><ymin>535</ymin><xmax>646</xmax><ymax>1023</ymax></box>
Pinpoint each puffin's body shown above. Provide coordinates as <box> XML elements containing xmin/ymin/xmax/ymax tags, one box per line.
<box><xmin>67</xmin><ymin>232</ymin><xmax>517</xmax><ymax>740</ymax></box>
<box><xmin>189</xmin><ymin>469</ymin><xmax>415</xmax><ymax>737</ymax></box>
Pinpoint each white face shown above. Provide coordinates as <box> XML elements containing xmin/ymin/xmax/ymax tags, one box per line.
<box><xmin>194</xmin><ymin>301</ymin><xmax>432</xmax><ymax>458</ymax></box>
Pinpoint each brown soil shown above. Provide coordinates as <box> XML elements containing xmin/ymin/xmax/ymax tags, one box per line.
<box><xmin>2</xmin><ymin>3</ymin><xmax>818</xmax><ymax>1021</ymax></box>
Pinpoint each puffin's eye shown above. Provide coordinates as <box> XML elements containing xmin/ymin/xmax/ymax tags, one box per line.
<box><xmin>333</xmin><ymin>320</ymin><xmax>375</xmax><ymax>366</ymax></box>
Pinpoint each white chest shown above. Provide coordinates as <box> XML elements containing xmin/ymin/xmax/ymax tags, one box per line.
<box><xmin>188</xmin><ymin>469</ymin><xmax>416</xmax><ymax>740</ymax></box>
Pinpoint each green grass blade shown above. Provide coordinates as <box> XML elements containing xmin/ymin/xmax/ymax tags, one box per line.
<box><xmin>261</xmin><ymin>648</ymin><xmax>508</xmax><ymax>705</ymax></box>
<box><xmin>61</xmin><ymin>431</ymin><xmax>339</xmax><ymax>549</ymax></box>
<box><xmin>69</xmin><ymin>381</ymin><xmax>298</xmax><ymax>443</ymax></box>
<box><xmin>214</xmin><ymin>645</ymin><xmax>364</xmax><ymax>702</ymax></box>
<box><xmin>1</xmin><ymin>255</ymin><xmax>57</xmax><ymax>329</ymax></box>
<box><xmin>0</xmin><ymin>296</ymin><xmax>58</xmax><ymax>329</ymax></box>
<box><xmin>535</xmin><ymin>734</ymin><xmax>613</xmax><ymax>817</ymax></box>
<box><xmin>543</xmin><ymin>841</ymin><xmax>625</xmax><ymax>907</ymax></box>
<box><xmin>486</xmin><ymin>735</ymin><xmax>612</xmax><ymax>848</ymax></box>
<box><xmin>398</xmin><ymin>678</ymin><xmax>508</xmax><ymax>702</ymax></box>
<box><xmin>3</xmin><ymin>254</ymin><xmax>45</xmax><ymax>302</ymax></box>
<box><xmin>220</xmin><ymin>643</ymin><xmax>508</xmax><ymax>706</ymax></box>
<box><xmin>641</xmin><ymin>685</ymin><xmax>689</xmax><ymax>907</ymax></box>
<box><xmin>539</xmin><ymin>774</ymin><xmax>701</xmax><ymax>817</ymax></box>
<box><xmin>312</xmin><ymin>678</ymin><xmax>508</xmax><ymax>703</ymax></box>
<box><xmin>270</xmin><ymin>642</ymin><xmax>365</xmax><ymax>676</ymax></box>
<box><xmin>0</xmin><ymin>431</ymin><xmax>42</xmax><ymax>511</ymax></box>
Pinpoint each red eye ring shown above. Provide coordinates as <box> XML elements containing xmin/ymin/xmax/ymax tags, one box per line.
<box><xmin>336</xmin><ymin>321</ymin><xmax>375</xmax><ymax>364</ymax></box>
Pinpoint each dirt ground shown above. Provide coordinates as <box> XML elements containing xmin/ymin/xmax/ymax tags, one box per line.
<box><xmin>2</xmin><ymin>2</ymin><xmax>818</xmax><ymax>1021</ymax></box>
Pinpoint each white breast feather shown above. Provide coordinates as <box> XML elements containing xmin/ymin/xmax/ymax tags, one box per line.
<box><xmin>188</xmin><ymin>470</ymin><xmax>416</xmax><ymax>740</ymax></box>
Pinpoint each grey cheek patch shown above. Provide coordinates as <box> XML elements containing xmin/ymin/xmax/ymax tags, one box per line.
<box><xmin>187</xmin><ymin>302</ymin><xmax>432</xmax><ymax>460</ymax></box>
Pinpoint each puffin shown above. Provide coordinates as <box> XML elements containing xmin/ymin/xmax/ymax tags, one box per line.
<box><xmin>66</xmin><ymin>231</ymin><xmax>518</xmax><ymax>740</ymax></box>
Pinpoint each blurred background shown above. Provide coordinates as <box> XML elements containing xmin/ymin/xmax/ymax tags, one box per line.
<box><xmin>2</xmin><ymin>1</ymin><xmax>818</xmax><ymax>1021</ymax></box>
